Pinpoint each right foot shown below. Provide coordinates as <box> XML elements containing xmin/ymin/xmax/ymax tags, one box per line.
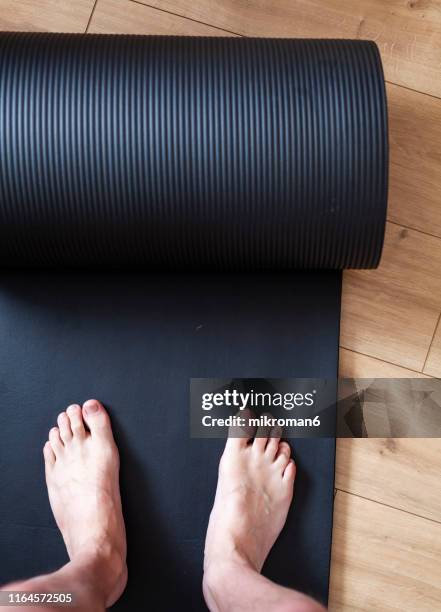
<box><xmin>203</xmin><ymin>415</ymin><xmax>325</xmax><ymax>612</ymax></box>
<box><xmin>204</xmin><ymin>413</ymin><xmax>295</xmax><ymax>582</ymax></box>
<box><xmin>44</xmin><ymin>399</ymin><xmax>127</xmax><ymax>608</ymax></box>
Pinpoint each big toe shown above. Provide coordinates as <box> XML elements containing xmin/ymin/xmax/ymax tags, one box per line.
<box><xmin>225</xmin><ymin>409</ymin><xmax>256</xmax><ymax>451</ymax></box>
<box><xmin>82</xmin><ymin>399</ymin><xmax>113</xmax><ymax>438</ymax></box>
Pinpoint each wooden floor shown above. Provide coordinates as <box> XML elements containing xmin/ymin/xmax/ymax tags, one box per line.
<box><xmin>1</xmin><ymin>1</ymin><xmax>440</xmax><ymax>609</ymax></box>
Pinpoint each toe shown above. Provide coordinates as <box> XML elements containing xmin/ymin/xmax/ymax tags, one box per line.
<box><xmin>225</xmin><ymin>409</ymin><xmax>257</xmax><ymax>451</ymax></box>
<box><xmin>283</xmin><ymin>459</ymin><xmax>296</xmax><ymax>485</ymax></box>
<box><xmin>49</xmin><ymin>426</ymin><xmax>63</xmax><ymax>455</ymax></box>
<box><xmin>66</xmin><ymin>404</ymin><xmax>86</xmax><ymax>439</ymax></box>
<box><xmin>82</xmin><ymin>399</ymin><xmax>112</xmax><ymax>438</ymax></box>
<box><xmin>275</xmin><ymin>441</ymin><xmax>291</xmax><ymax>470</ymax></box>
<box><xmin>57</xmin><ymin>411</ymin><xmax>73</xmax><ymax>443</ymax></box>
<box><xmin>265</xmin><ymin>424</ymin><xmax>283</xmax><ymax>459</ymax></box>
<box><xmin>252</xmin><ymin>414</ymin><xmax>273</xmax><ymax>453</ymax></box>
<box><xmin>43</xmin><ymin>440</ymin><xmax>55</xmax><ymax>466</ymax></box>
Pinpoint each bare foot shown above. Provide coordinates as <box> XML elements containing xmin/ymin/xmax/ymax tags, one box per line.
<box><xmin>203</xmin><ymin>414</ymin><xmax>296</xmax><ymax>602</ymax></box>
<box><xmin>203</xmin><ymin>416</ymin><xmax>325</xmax><ymax>611</ymax></box>
<box><xmin>44</xmin><ymin>400</ymin><xmax>127</xmax><ymax>608</ymax></box>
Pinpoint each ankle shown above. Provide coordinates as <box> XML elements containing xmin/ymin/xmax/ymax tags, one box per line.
<box><xmin>204</xmin><ymin>529</ymin><xmax>262</xmax><ymax>577</ymax></box>
<box><xmin>71</xmin><ymin>547</ymin><xmax>126</xmax><ymax>606</ymax></box>
<box><xmin>203</xmin><ymin>556</ymin><xmax>256</xmax><ymax>612</ymax></box>
<box><xmin>203</xmin><ymin>560</ymin><xmax>326</xmax><ymax>612</ymax></box>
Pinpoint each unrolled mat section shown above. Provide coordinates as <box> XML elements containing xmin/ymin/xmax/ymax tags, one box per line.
<box><xmin>0</xmin><ymin>271</ymin><xmax>340</xmax><ymax>609</ymax></box>
<box><xmin>0</xmin><ymin>35</ymin><xmax>388</xmax><ymax>610</ymax></box>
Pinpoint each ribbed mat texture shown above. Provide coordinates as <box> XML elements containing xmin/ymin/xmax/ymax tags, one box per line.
<box><xmin>0</xmin><ymin>35</ymin><xmax>388</xmax><ymax>269</ymax></box>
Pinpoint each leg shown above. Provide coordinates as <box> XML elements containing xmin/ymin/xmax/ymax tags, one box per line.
<box><xmin>1</xmin><ymin>400</ymin><xmax>127</xmax><ymax>612</ymax></box>
<box><xmin>203</xmin><ymin>413</ymin><xmax>326</xmax><ymax>612</ymax></box>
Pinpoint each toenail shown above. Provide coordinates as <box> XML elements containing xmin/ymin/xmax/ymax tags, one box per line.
<box><xmin>84</xmin><ymin>400</ymin><xmax>100</xmax><ymax>414</ymax></box>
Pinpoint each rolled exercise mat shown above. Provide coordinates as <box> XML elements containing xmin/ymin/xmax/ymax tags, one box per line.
<box><xmin>0</xmin><ymin>35</ymin><xmax>388</xmax><ymax>609</ymax></box>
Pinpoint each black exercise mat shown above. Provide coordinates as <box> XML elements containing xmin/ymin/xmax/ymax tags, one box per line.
<box><xmin>0</xmin><ymin>271</ymin><xmax>339</xmax><ymax>608</ymax></box>
<box><xmin>0</xmin><ymin>34</ymin><xmax>388</xmax><ymax>609</ymax></box>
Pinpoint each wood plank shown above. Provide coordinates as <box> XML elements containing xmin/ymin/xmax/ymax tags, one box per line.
<box><xmin>0</xmin><ymin>0</ymin><xmax>95</xmax><ymax>32</ymax></box>
<box><xmin>337</xmin><ymin>350</ymin><xmax>440</xmax><ymax>521</ymax></box>
<box><xmin>339</xmin><ymin>347</ymin><xmax>430</xmax><ymax>378</ymax></box>
<box><xmin>387</xmin><ymin>83</ymin><xmax>441</xmax><ymax>238</ymax></box>
<box><xmin>340</xmin><ymin>222</ymin><xmax>441</xmax><ymax>371</ymax></box>
<box><xmin>89</xmin><ymin>0</ymin><xmax>234</xmax><ymax>35</ymax></box>
<box><xmin>424</xmin><ymin>316</ymin><xmax>441</xmax><ymax>376</ymax></box>
<box><xmin>336</xmin><ymin>439</ymin><xmax>441</xmax><ymax>522</ymax></box>
<box><xmin>329</xmin><ymin>491</ymin><xmax>441</xmax><ymax>611</ymax></box>
<box><xmin>149</xmin><ymin>0</ymin><xmax>441</xmax><ymax>97</ymax></box>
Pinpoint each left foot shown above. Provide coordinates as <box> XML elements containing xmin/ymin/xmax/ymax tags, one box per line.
<box><xmin>44</xmin><ymin>400</ymin><xmax>127</xmax><ymax>607</ymax></box>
